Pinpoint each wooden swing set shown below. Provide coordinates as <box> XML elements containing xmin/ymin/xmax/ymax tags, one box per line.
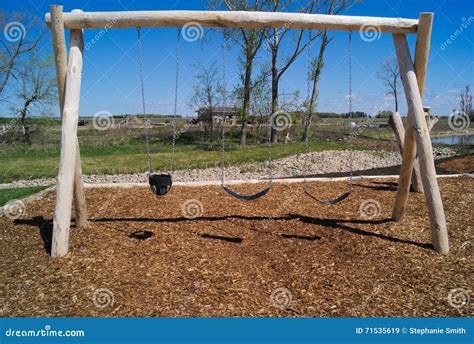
<box><xmin>45</xmin><ymin>6</ymin><xmax>449</xmax><ymax>257</ymax></box>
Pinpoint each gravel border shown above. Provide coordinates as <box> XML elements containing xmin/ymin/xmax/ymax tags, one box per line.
<box><xmin>0</xmin><ymin>148</ymin><xmax>457</xmax><ymax>189</ymax></box>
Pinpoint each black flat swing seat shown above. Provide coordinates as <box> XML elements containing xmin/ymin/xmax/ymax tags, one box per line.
<box><xmin>304</xmin><ymin>190</ymin><xmax>351</xmax><ymax>205</ymax></box>
<box><xmin>222</xmin><ymin>186</ymin><xmax>270</xmax><ymax>201</ymax></box>
<box><xmin>149</xmin><ymin>173</ymin><xmax>172</xmax><ymax>196</ymax></box>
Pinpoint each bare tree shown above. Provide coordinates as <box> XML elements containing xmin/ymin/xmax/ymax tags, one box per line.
<box><xmin>191</xmin><ymin>62</ymin><xmax>221</xmax><ymax>137</ymax></box>
<box><xmin>16</xmin><ymin>54</ymin><xmax>57</xmax><ymax>144</ymax></box>
<box><xmin>302</xmin><ymin>0</ymin><xmax>356</xmax><ymax>141</ymax></box>
<box><xmin>209</xmin><ymin>0</ymin><xmax>266</xmax><ymax>146</ymax></box>
<box><xmin>0</xmin><ymin>11</ymin><xmax>43</xmax><ymax>98</ymax></box>
<box><xmin>377</xmin><ymin>58</ymin><xmax>401</xmax><ymax>112</ymax></box>
<box><xmin>264</xmin><ymin>0</ymin><xmax>321</xmax><ymax>144</ymax></box>
<box><xmin>460</xmin><ymin>84</ymin><xmax>472</xmax><ymax>117</ymax></box>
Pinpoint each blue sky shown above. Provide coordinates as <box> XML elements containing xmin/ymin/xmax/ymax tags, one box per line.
<box><xmin>2</xmin><ymin>0</ymin><xmax>473</xmax><ymax>117</ymax></box>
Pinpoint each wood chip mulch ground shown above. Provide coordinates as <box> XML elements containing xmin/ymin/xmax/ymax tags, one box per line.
<box><xmin>1</xmin><ymin>177</ymin><xmax>472</xmax><ymax>317</ymax></box>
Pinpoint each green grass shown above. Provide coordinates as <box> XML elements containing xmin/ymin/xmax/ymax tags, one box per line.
<box><xmin>0</xmin><ymin>139</ymin><xmax>356</xmax><ymax>183</ymax></box>
<box><xmin>0</xmin><ymin>186</ymin><xmax>49</xmax><ymax>207</ymax></box>
<box><xmin>0</xmin><ymin>118</ymin><xmax>374</xmax><ymax>183</ymax></box>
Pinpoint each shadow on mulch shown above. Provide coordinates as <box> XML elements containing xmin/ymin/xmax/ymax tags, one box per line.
<box><xmin>91</xmin><ymin>214</ymin><xmax>432</xmax><ymax>252</ymax></box>
<box><xmin>354</xmin><ymin>181</ymin><xmax>398</xmax><ymax>191</ymax></box>
<box><xmin>15</xmin><ymin>216</ymin><xmax>53</xmax><ymax>254</ymax></box>
<box><xmin>295</xmin><ymin>215</ymin><xmax>433</xmax><ymax>251</ymax></box>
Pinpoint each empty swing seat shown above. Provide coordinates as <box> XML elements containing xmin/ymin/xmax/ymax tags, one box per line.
<box><xmin>305</xmin><ymin>190</ymin><xmax>351</xmax><ymax>205</ymax></box>
<box><xmin>222</xmin><ymin>186</ymin><xmax>270</xmax><ymax>201</ymax></box>
<box><xmin>149</xmin><ymin>173</ymin><xmax>172</xmax><ymax>196</ymax></box>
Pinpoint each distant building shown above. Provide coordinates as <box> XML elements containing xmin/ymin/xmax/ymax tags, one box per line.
<box><xmin>112</xmin><ymin>115</ymin><xmax>169</xmax><ymax>127</ymax></box>
<box><xmin>113</xmin><ymin>115</ymin><xmax>144</xmax><ymax>127</ymax></box>
<box><xmin>196</xmin><ymin>107</ymin><xmax>240</xmax><ymax>125</ymax></box>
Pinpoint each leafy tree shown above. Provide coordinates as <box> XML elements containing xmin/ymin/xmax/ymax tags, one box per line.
<box><xmin>0</xmin><ymin>11</ymin><xmax>44</xmax><ymax>99</ymax></box>
<box><xmin>191</xmin><ymin>62</ymin><xmax>221</xmax><ymax>137</ymax></box>
<box><xmin>15</xmin><ymin>54</ymin><xmax>57</xmax><ymax>144</ymax></box>
<box><xmin>303</xmin><ymin>0</ymin><xmax>357</xmax><ymax>141</ymax></box>
<box><xmin>263</xmin><ymin>0</ymin><xmax>321</xmax><ymax>144</ymax></box>
<box><xmin>209</xmin><ymin>0</ymin><xmax>266</xmax><ymax>146</ymax></box>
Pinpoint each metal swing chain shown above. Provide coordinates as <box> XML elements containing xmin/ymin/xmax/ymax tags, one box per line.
<box><xmin>267</xmin><ymin>113</ymin><xmax>273</xmax><ymax>185</ymax></box>
<box><xmin>220</xmin><ymin>38</ymin><xmax>228</xmax><ymax>187</ymax></box>
<box><xmin>302</xmin><ymin>31</ymin><xmax>313</xmax><ymax>192</ymax></box>
<box><xmin>219</xmin><ymin>38</ymin><xmax>272</xmax><ymax>187</ymax></box>
<box><xmin>303</xmin><ymin>31</ymin><xmax>354</xmax><ymax>193</ymax></box>
<box><xmin>170</xmin><ymin>28</ymin><xmax>181</xmax><ymax>176</ymax></box>
<box><xmin>348</xmin><ymin>30</ymin><xmax>354</xmax><ymax>192</ymax></box>
<box><xmin>137</xmin><ymin>27</ymin><xmax>152</xmax><ymax>173</ymax></box>
<box><xmin>306</xmin><ymin>29</ymin><xmax>312</xmax><ymax>102</ymax></box>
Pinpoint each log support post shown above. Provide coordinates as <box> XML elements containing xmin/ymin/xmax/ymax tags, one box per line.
<box><xmin>392</xmin><ymin>31</ymin><xmax>449</xmax><ymax>254</ymax></box>
<box><xmin>388</xmin><ymin>111</ymin><xmax>424</xmax><ymax>193</ymax></box>
<box><xmin>392</xmin><ymin>13</ymin><xmax>432</xmax><ymax>216</ymax></box>
<box><xmin>51</xmin><ymin>6</ymin><xmax>86</xmax><ymax>257</ymax></box>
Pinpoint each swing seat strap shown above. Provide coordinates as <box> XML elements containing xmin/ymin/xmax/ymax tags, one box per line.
<box><xmin>222</xmin><ymin>186</ymin><xmax>270</xmax><ymax>201</ymax></box>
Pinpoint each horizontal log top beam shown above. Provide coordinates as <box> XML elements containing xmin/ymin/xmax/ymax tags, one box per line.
<box><xmin>45</xmin><ymin>10</ymin><xmax>421</xmax><ymax>33</ymax></box>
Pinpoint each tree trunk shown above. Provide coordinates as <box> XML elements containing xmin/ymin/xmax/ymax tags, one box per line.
<box><xmin>394</xmin><ymin>74</ymin><xmax>398</xmax><ymax>112</ymax></box>
<box><xmin>240</xmin><ymin>58</ymin><xmax>253</xmax><ymax>147</ymax></box>
<box><xmin>303</xmin><ymin>32</ymin><xmax>327</xmax><ymax>141</ymax></box>
<box><xmin>270</xmin><ymin>49</ymin><xmax>279</xmax><ymax>144</ymax></box>
<box><xmin>0</xmin><ymin>60</ymin><xmax>15</xmax><ymax>95</ymax></box>
<box><xmin>209</xmin><ymin>108</ymin><xmax>213</xmax><ymax>137</ymax></box>
<box><xmin>19</xmin><ymin>99</ymin><xmax>32</xmax><ymax>145</ymax></box>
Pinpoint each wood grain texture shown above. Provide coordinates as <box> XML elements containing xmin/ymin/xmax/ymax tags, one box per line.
<box><xmin>45</xmin><ymin>10</ymin><xmax>419</xmax><ymax>33</ymax></box>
